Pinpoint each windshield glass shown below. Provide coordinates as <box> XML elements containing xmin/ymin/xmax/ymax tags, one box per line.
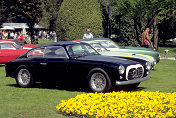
<box><xmin>67</xmin><ymin>44</ymin><xmax>99</xmax><ymax>57</ymax></box>
<box><xmin>95</xmin><ymin>40</ymin><xmax>119</xmax><ymax>49</ymax></box>
<box><xmin>90</xmin><ymin>43</ymin><xmax>108</xmax><ymax>52</ymax></box>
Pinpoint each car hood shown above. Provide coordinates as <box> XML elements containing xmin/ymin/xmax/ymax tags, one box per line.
<box><xmin>76</xmin><ymin>55</ymin><xmax>139</xmax><ymax>66</ymax></box>
<box><xmin>119</xmin><ymin>47</ymin><xmax>160</xmax><ymax>59</ymax></box>
<box><xmin>99</xmin><ymin>51</ymin><xmax>154</xmax><ymax>63</ymax></box>
<box><xmin>120</xmin><ymin>46</ymin><xmax>154</xmax><ymax>51</ymax></box>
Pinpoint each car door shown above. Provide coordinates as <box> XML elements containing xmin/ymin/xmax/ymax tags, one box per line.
<box><xmin>42</xmin><ymin>46</ymin><xmax>69</xmax><ymax>81</ymax></box>
<box><xmin>0</xmin><ymin>43</ymin><xmax>25</xmax><ymax>64</ymax></box>
<box><xmin>26</xmin><ymin>47</ymin><xmax>47</xmax><ymax>80</ymax></box>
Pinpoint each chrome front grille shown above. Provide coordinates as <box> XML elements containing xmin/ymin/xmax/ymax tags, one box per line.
<box><xmin>126</xmin><ymin>64</ymin><xmax>144</xmax><ymax>80</ymax></box>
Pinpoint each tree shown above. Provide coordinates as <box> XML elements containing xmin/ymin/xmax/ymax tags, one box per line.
<box><xmin>158</xmin><ymin>10</ymin><xmax>176</xmax><ymax>45</ymax></box>
<box><xmin>0</xmin><ymin>0</ymin><xmax>7</xmax><ymax>27</ymax></box>
<box><xmin>39</xmin><ymin>0</ymin><xmax>63</xmax><ymax>30</ymax></box>
<box><xmin>3</xmin><ymin>0</ymin><xmax>42</xmax><ymax>44</ymax></box>
<box><xmin>56</xmin><ymin>0</ymin><xmax>104</xmax><ymax>41</ymax></box>
<box><xmin>110</xmin><ymin>0</ymin><xmax>176</xmax><ymax>49</ymax></box>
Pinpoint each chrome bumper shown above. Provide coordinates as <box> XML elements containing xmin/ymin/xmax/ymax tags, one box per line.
<box><xmin>116</xmin><ymin>76</ymin><xmax>149</xmax><ymax>86</ymax></box>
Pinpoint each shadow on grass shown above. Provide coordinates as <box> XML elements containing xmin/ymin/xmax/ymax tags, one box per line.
<box><xmin>110</xmin><ymin>86</ymin><xmax>146</xmax><ymax>92</ymax></box>
<box><xmin>7</xmin><ymin>82</ymin><xmax>90</xmax><ymax>92</ymax></box>
<box><xmin>7</xmin><ymin>82</ymin><xmax>147</xmax><ymax>93</ymax></box>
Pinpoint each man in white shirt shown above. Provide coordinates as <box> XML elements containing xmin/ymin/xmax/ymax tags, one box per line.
<box><xmin>83</xmin><ymin>28</ymin><xmax>93</xmax><ymax>39</ymax></box>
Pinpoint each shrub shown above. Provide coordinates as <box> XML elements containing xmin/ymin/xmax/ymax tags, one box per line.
<box><xmin>56</xmin><ymin>0</ymin><xmax>104</xmax><ymax>41</ymax></box>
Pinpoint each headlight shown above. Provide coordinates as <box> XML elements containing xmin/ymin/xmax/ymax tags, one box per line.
<box><xmin>154</xmin><ymin>59</ymin><xmax>157</xmax><ymax>65</ymax></box>
<box><xmin>145</xmin><ymin>61</ymin><xmax>151</xmax><ymax>70</ymax></box>
<box><xmin>119</xmin><ymin>65</ymin><xmax>125</xmax><ymax>74</ymax></box>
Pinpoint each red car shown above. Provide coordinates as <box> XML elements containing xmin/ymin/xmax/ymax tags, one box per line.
<box><xmin>0</xmin><ymin>39</ymin><xmax>37</xmax><ymax>48</ymax></box>
<box><xmin>0</xmin><ymin>42</ymin><xmax>30</xmax><ymax>64</ymax></box>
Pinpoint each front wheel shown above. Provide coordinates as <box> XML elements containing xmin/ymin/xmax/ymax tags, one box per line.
<box><xmin>16</xmin><ymin>67</ymin><xmax>34</xmax><ymax>88</ymax></box>
<box><xmin>87</xmin><ymin>68</ymin><xmax>112</xmax><ymax>93</ymax></box>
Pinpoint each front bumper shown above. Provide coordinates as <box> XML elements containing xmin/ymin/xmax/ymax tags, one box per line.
<box><xmin>116</xmin><ymin>76</ymin><xmax>149</xmax><ymax>86</ymax></box>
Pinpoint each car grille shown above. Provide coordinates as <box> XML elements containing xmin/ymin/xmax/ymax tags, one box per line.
<box><xmin>126</xmin><ymin>64</ymin><xmax>144</xmax><ymax>80</ymax></box>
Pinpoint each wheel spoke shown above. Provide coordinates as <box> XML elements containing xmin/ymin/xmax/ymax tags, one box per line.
<box><xmin>91</xmin><ymin>73</ymin><xmax>106</xmax><ymax>91</ymax></box>
<box><xmin>18</xmin><ymin>69</ymin><xmax>30</xmax><ymax>86</ymax></box>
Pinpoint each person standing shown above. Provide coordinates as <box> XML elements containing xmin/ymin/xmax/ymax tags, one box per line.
<box><xmin>17</xmin><ymin>31</ymin><xmax>23</xmax><ymax>41</ymax></box>
<box><xmin>0</xmin><ymin>30</ymin><xmax>2</xmax><ymax>39</ymax></box>
<box><xmin>83</xmin><ymin>28</ymin><xmax>93</xmax><ymax>39</ymax></box>
<box><xmin>10</xmin><ymin>31</ymin><xmax>14</xmax><ymax>39</ymax></box>
<box><xmin>141</xmin><ymin>28</ymin><xmax>153</xmax><ymax>48</ymax></box>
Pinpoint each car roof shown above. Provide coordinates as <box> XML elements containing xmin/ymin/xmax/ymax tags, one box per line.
<box><xmin>75</xmin><ymin>38</ymin><xmax>111</xmax><ymax>42</ymax></box>
<box><xmin>0</xmin><ymin>41</ymin><xmax>14</xmax><ymax>44</ymax></box>
<box><xmin>36</xmin><ymin>41</ymin><xmax>88</xmax><ymax>48</ymax></box>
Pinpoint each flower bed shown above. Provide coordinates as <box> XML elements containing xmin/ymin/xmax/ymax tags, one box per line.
<box><xmin>56</xmin><ymin>91</ymin><xmax>176</xmax><ymax>118</ymax></box>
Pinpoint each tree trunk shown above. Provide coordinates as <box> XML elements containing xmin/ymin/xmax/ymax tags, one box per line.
<box><xmin>146</xmin><ymin>10</ymin><xmax>161</xmax><ymax>28</ymax></box>
<box><xmin>28</xmin><ymin>26</ymin><xmax>35</xmax><ymax>44</ymax></box>
<box><xmin>133</xmin><ymin>18</ymin><xmax>141</xmax><ymax>45</ymax></box>
<box><xmin>153</xmin><ymin>14</ymin><xmax>159</xmax><ymax>50</ymax></box>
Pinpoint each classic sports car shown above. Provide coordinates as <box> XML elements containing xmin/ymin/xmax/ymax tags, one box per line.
<box><xmin>5</xmin><ymin>42</ymin><xmax>151</xmax><ymax>92</ymax></box>
<box><xmin>0</xmin><ymin>41</ymin><xmax>31</xmax><ymax>64</ymax></box>
<box><xmin>1</xmin><ymin>39</ymin><xmax>37</xmax><ymax>48</ymax></box>
<box><xmin>75</xmin><ymin>38</ymin><xmax>160</xmax><ymax>63</ymax></box>
<box><xmin>78</xmin><ymin>41</ymin><xmax>156</xmax><ymax>68</ymax></box>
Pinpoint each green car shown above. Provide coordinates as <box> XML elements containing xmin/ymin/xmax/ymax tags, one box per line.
<box><xmin>79</xmin><ymin>41</ymin><xmax>156</xmax><ymax>68</ymax></box>
<box><xmin>77</xmin><ymin>38</ymin><xmax>160</xmax><ymax>63</ymax></box>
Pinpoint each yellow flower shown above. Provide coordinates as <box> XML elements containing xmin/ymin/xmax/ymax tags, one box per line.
<box><xmin>56</xmin><ymin>91</ymin><xmax>176</xmax><ymax>118</ymax></box>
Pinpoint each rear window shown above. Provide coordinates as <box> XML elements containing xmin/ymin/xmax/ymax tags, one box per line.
<box><xmin>27</xmin><ymin>48</ymin><xmax>44</xmax><ymax>58</ymax></box>
<box><xmin>0</xmin><ymin>44</ymin><xmax>16</xmax><ymax>50</ymax></box>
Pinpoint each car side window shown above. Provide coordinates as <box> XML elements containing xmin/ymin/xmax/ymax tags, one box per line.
<box><xmin>44</xmin><ymin>46</ymin><xmax>68</xmax><ymax>58</ymax></box>
<box><xmin>27</xmin><ymin>48</ymin><xmax>44</xmax><ymax>58</ymax></box>
<box><xmin>0</xmin><ymin>44</ymin><xmax>16</xmax><ymax>50</ymax></box>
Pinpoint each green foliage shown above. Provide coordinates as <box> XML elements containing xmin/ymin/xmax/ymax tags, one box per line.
<box><xmin>3</xmin><ymin>0</ymin><xmax>42</xmax><ymax>26</ymax></box>
<box><xmin>39</xmin><ymin>0</ymin><xmax>63</xmax><ymax>30</ymax></box>
<box><xmin>110</xmin><ymin>0</ymin><xmax>176</xmax><ymax>46</ymax></box>
<box><xmin>56</xmin><ymin>0</ymin><xmax>104</xmax><ymax>41</ymax></box>
<box><xmin>0</xmin><ymin>1</ymin><xmax>5</xmax><ymax>27</ymax></box>
<box><xmin>158</xmin><ymin>15</ymin><xmax>176</xmax><ymax>44</ymax></box>
<box><xmin>2</xmin><ymin>0</ymin><xmax>43</xmax><ymax>44</ymax></box>
<box><xmin>115</xmin><ymin>16</ymin><xmax>140</xmax><ymax>46</ymax></box>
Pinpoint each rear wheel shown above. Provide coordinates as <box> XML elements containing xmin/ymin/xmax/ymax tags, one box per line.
<box><xmin>87</xmin><ymin>68</ymin><xmax>111</xmax><ymax>93</ymax></box>
<box><xmin>16</xmin><ymin>66</ymin><xmax>34</xmax><ymax>88</ymax></box>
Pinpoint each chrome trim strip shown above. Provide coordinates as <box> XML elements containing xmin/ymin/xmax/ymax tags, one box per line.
<box><xmin>115</xmin><ymin>76</ymin><xmax>149</xmax><ymax>85</ymax></box>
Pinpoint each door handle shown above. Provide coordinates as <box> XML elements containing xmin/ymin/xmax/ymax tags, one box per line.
<box><xmin>40</xmin><ymin>63</ymin><xmax>47</xmax><ymax>65</ymax></box>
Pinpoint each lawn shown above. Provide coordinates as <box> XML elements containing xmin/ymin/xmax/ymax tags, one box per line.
<box><xmin>0</xmin><ymin>59</ymin><xmax>176</xmax><ymax>117</ymax></box>
<box><xmin>158</xmin><ymin>41</ymin><xmax>176</xmax><ymax>58</ymax></box>
<box><xmin>0</xmin><ymin>39</ymin><xmax>176</xmax><ymax>117</ymax></box>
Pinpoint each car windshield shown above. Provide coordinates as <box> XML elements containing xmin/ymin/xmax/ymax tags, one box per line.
<box><xmin>95</xmin><ymin>40</ymin><xmax>119</xmax><ymax>49</ymax></box>
<box><xmin>90</xmin><ymin>43</ymin><xmax>108</xmax><ymax>52</ymax></box>
<box><xmin>67</xmin><ymin>44</ymin><xmax>99</xmax><ymax>57</ymax></box>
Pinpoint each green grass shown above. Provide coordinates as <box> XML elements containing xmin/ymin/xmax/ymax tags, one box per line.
<box><xmin>1</xmin><ymin>39</ymin><xmax>176</xmax><ymax>117</ymax></box>
<box><xmin>158</xmin><ymin>47</ymin><xmax>176</xmax><ymax>58</ymax></box>
<box><xmin>37</xmin><ymin>39</ymin><xmax>55</xmax><ymax>45</ymax></box>
<box><xmin>0</xmin><ymin>65</ymin><xmax>81</xmax><ymax>118</ymax></box>
<box><xmin>0</xmin><ymin>59</ymin><xmax>176</xmax><ymax>117</ymax></box>
<box><xmin>139</xmin><ymin>59</ymin><xmax>176</xmax><ymax>92</ymax></box>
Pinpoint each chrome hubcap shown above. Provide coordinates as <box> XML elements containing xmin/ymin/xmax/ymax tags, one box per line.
<box><xmin>90</xmin><ymin>73</ymin><xmax>106</xmax><ymax>91</ymax></box>
<box><xmin>18</xmin><ymin>69</ymin><xmax>30</xmax><ymax>85</ymax></box>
